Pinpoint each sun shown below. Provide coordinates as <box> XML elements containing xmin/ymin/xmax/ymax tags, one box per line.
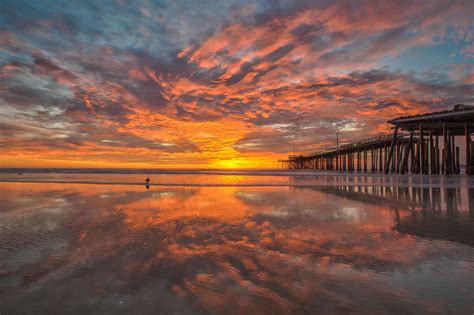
<box><xmin>213</xmin><ymin>158</ymin><xmax>254</xmax><ymax>169</ymax></box>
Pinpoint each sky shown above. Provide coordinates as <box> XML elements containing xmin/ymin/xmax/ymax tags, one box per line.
<box><xmin>1</xmin><ymin>0</ymin><xmax>473</xmax><ymax>169</ymax></box>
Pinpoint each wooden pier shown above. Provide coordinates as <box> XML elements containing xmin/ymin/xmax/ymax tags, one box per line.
<box><xmin>281</xmin><ymin>104</ymin><xmax>474</xmax><ymax>175</ymax></box>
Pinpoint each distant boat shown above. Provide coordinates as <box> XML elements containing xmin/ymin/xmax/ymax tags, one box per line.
<box><xmin>18</xmin><ymin>173</ymin><xmax>23</xmax><ymax>175</ymax></box>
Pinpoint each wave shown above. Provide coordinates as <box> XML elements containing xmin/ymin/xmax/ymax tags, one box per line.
<box><xmin>0</xmin><ymin>168</ymin><xmax>304</xmax><ymax>175</ymax></box>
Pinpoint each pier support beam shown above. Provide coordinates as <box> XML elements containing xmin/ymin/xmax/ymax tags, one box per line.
<box><xmin>455</xmin><ymin>146</ymin><xmax>460</xmax><ymax>174</ymax></box>
<box><xmin>429</xmin><ymin>132</ymin><xmax>434</xmax><ymax>174</ymax></box>
<box><xmin>357</xmin><ymin>150</ymin><xmax>361</xmax><ymax>172</ymax></box>
<box><xmin>364</xmin><ymin>149</ymin><xmax>367</xmax><ymax>172</ymax></box>
<box><xmin>419</xmin><ymin>125</ymin><xmax>426</xmax><ymax>174</ymax></box>
<box><xmin>402</xmin><ymin>130</ymin><xmax>413</xmax><ymax>174</ymax></box>
<box><xmin>435</xmin><ymin>135</ymin><xmax>439</xmax><ymax>174</ymax></box>
<box><xmin>466</xmin><ymin>124</ymin><xmax>471</xmax><ymax>175</ymax></box>
<box><xmin>385</xmin><ymin>127</ymin><xmax>398</xmax><ymax>174</ymax></box>
<box><xmin>443</xmin><ymin>124</ymin><xmax>448</xmax><ymax>174</ymax></box>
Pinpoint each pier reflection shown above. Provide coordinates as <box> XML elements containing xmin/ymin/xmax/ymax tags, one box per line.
<box><xmin>297</xmin><ymin>183</ymin><xmax>474</xmax><ymax>246</ymax></box>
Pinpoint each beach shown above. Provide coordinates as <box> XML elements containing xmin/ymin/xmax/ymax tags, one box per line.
<box><xmin>0</xmin><ymin>171</ymin><xmax>473</xmax><ymax>314</ymax></box>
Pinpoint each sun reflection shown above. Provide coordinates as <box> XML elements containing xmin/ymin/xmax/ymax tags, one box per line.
<box><xmin>218</xmin><ymin>175</ymin><xmax>246</xmax><ymax>184</ymax></box>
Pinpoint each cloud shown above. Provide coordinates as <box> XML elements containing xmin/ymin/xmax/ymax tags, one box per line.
<box><xmin>0</xmin><ymin>0</ymin><xmax>473</xmax><ymax>167</ymax></box>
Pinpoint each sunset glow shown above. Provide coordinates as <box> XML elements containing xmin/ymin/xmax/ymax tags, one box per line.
<box><xmin>1</xmin><ymin>1</ymin><xmax>473</xmax><ymax>168</ymax></box>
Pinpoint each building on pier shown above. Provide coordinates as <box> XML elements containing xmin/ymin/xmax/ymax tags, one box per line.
<box><xmin>281</xmin><ymin>104</ymin><xmax>474</xmax><ymax>175</ymax></box>
<box><xmin>387</xmin><ymin>104</ymin><xmax>474</xmax><ymax>175</ymax></box>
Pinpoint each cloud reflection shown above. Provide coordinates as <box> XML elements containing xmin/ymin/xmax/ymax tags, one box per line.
<box><xmin>0</xmin><ymin>182</ymin><xmax>473</xmax><ymax>313</ymax></box>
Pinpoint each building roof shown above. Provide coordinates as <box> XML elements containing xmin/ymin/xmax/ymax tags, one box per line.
<box><xmin>388</xmin><ymin>104</ymin><xmax>474</xmax><ymax>125</ymax></box>
<box><xmin>388</xmin><ymin>104</ymin><xmax>474</xmax><ymax>124</ymax></box>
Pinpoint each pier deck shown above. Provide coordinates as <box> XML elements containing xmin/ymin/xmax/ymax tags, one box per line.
<box><xmin>281</xmin><ymin>104</ymin><xmax>474</xmax><ymax>175</ymax></box>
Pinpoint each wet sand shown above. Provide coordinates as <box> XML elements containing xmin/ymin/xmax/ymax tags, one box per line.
<box><xmin>0</xmin><ymin>173</ymin><xmax>473</xmax><ymax>314</ymax></box>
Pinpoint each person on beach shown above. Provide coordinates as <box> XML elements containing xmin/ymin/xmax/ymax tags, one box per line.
<box><xmin>146</xmin><ymin>177</ymin><xmax>150</xmax><ymax>189</ymax></box>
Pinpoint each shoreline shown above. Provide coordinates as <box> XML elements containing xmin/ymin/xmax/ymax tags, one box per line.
<box><xmin>1</xmin><ymin>177</ymin><xmax>473</xmax><ymax>188</ymax></box>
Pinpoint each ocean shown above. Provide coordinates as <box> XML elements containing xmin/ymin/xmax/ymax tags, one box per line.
<box><xmin>0</xmin><ymin>169</ymin><xmax>473</xmax><ymax>313</ymax></box>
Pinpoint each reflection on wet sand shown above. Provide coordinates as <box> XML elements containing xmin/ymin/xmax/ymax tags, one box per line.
<box><xmin>0</xmin><ymin>181</ymin><xmax>473</xmax><ymax>314</ymax></box>
<box><xmin>302</xmin><ymin>184</ymin><xmax>474</xmax><ymax>246</ymax></box>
